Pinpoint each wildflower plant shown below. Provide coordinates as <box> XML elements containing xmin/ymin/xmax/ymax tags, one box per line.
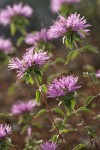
<box><xmin>0</xmin><ymin>1</ymin><xmax>99</xmax><ymax>150</ymax></box>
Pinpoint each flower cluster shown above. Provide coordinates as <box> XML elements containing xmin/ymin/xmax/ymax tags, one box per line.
<box><xmin>48</xmin><ymin>75</ymin><xmax>81</xmax><ymax>98</ymax></box>
<box><xmin>11</xmin><ymin>100</ymin><xmax>36</xmax><ymax>115</ymax></box>
<box><xmin>0</xmin><ymin>124</ymin><xmax>11</xmax><ymax>138</ymax></box>
<box><xmin>25</xmin><ymin>29</ymin><xmax>48</xmax><ymax>47</ymax></box>
<box><xmin>47</xmin><ymin>13</ymin><xmax>90</xmax><ymax>40</ymax></box>
<box><xmin>0</xmin><ymin>37</ymin><xmax>13</xmax><ymax>54</ymax></box>
<box><xmin>0</xmin><ymin>3</ymin><xmax>33</xmax><ymax>26</ymax></box>
<box><xmin>8</xmin><ymin>50</ymin><xmax>49</xmax><ymax>79</ymax></box>
<box><xmin>41</xmin><ymin>142</ymin><xmax>57</xmax><ymax>150</ymax></box>
<box><xmin>50</xmin><ymin>0</ymin><xmax>80</xmax><ymax>13</ymax></box>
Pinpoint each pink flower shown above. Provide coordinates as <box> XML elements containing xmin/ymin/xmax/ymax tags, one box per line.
<box><xmin>25</xmin><ymin>29</ymin><xmax>48</xmax><ymax>46</ymax></box>
<box><xmin>41</xmin><ymin>142</ymin><xmax>57</xmax><ymax>150</ymax></box>
<box><xmin>0</xmin><ymin>37</ymin><xmax>13</xmax><ymax>54</ymax></box>
<box><xmin>8</xmin><ymin>50</ymin><xmax>49</xmax><ymax>79</ymax></box>
<box><xmin>0</xmin><ymin>124</ymin><xmax>11</xmax><ymax>138</ymax></box>
<box><xmin>0</xmin><ymin>3</ymin><xmax>33</xmax><ymax>26</ymax></box>
<box><xmin>47</xmin><ymin>13</ymin><xmax>90</xmax><ymax>40</ymax></box>
<box><xmin>48</xmin><ymin>75</ymin><xmax>81</xmax><ymax>98</ymax></box>
<box><xmin>50</xmin><ymin>0</ymin><xmax>80</xmax><ymax>13</ymax></box>
<box><xmin>11</xmin><ymin>100</ymin><xmax>36</xmax><ymax>115</ymax></box>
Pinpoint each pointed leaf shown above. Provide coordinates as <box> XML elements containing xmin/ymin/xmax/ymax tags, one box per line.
<box><xmin>89</xmin><ymin>73</ymin><xmax>98</xmax><ymax>84</ymax></box>
<box><xmin>34</xmin><ymin>109</ymin><xmax>47</xmax><ymax>118</ymax></box>
<box><xmin>65</xmin><ymin>50</ymin><xmax>79</xmax><ymax>65</ymax></box>
<box><xmin>85</xmin><ymin>126</ymin><xmax>97</xmax><ymax>138</ymax></box>
<box><xmin>36</xmin><ymin>89</ymin><xmax>41</xmax><ymax>103</ymax></box>
<box><xmin>84</xmin><ymin>96</ymin><xmax>95</xmax><ymax>106</ymax></box>
<box><xmin>78</xmin><ymin>107</ymin><xmax>95</xmax><ymax>114</ymax></box>
<box><xmin>73</xmin><ymin>144</ymin><xmax>86</xmax><ymax>150</ymax></box>
<box><xmin>41</xmin><ymin>84</ymin><xmax>48</xmax><ymax>93</ymax></box>
<box><xmin>80</xmin><ymin>45</ymin><xmax>98</xmax><ymax>53</ymax></box>
<box><xmin>54</xmin><ymin>107</ymin><xmax>65</xmax><ymax>117</ymax></box>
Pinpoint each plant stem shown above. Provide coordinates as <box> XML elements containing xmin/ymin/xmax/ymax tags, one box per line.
<box><xmin>72</xmin><ymin>108</ymin><xmax>93</xmax><ymax>146</ymax></box>
<box><xmin>74</xmin><ymin>42</ymin><xmax>98</xmax><ymax>96</ymax></box>
<box><xmin>35</xmin><ymin>76</ymin><xmax>65</xmax><ymax>145</ymax></box>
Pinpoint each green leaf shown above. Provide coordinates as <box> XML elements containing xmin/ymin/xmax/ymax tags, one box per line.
<box><xmin>89</xmin><ymin>73</ymin><xmax>98</xmax><ymax>84</ymax></box>
<box><xmin>34</xmin><ymin>109</ymin><xmax>47</xmax><ymax>118</ymax></box>
<box><xmin>72</xmin><ymin>144</ymin><xmax>86</xmax><ymax>150</ymax></box>
<box><xmin>80</xmin><ymin>45</ymin><xmax>99</xmax><ymax>53</ymax></box>
<box><xmin>37</xmin><ymin>74</ymin><xmax>42</xmax><ymax>83</ymax></box>
<box><xmin>54</xmin><ymin>107</ymin><xmax>65</xmax><ymax>117</ymax></box>
<box><xmin>10</xmin><ymin>23</ymin><xmax>16</xmax><ymax>36</ymax></box>
<box><xmin>60</xmin><ymin>129</ymin><xmax>69</xmax><ymax>134</ymax></box>
<box><xmin>71</xmin><ymin>99</ymin><xmax>76</xmax><ymax>109</ymax></box>
<box><xmin>26</xmin><ymin>74</ymin><xmax>34</xmax><ymax>84</ymax></box>
<box><xmin>7</xmin><ymin>84</ymin><xmax>16</xmax><ymax>95</ymax></box>
<box><xmin>85</xmin><ymin>65</ymin><xmax>95</xmax><ymax>72</ymax></box>
<box><xmin>65</xmin><ymin>50</ymin><xmax>79</xmax><ymax>65</ymax></box>
<box><xmin>78</xmin><ymin>107</ymin><xmax>95</xmax><ymax>114</ymax></box>
<box><xmin>84</xmin><ymin>96</ymin><xmax>95</xmax><ymax>106</ymax></box>
<box><xmin>21</xmin><ymin>125</ymin><xmax>28</xmax><ymax>134</ymax></box>
<box><xmin>85</xmin><ymin>126</ymin><xmax>97</xmax><ymax>138</ymax></box>
<box><xmin>53</xmin><ymin>57</ymin><xmax>65</xmax><ymax>64</ymax></box>
<box><xmin>16</xmin><ymin>37</ymin><xmax>24</xmax><ymax>46</ymax></box>
<box><xmin>41</xmin><ymin>84</ymin><xmax>48</xmax><ymax>93</ymax></box>
<box><xmin>51</xmin><ymin>135</ymin><xmax>59</xmax><ymax>142</ymax></box>
<box><xmin>36</xmin><ymin>89</ymin><xmax>41</xmax><ymax>103</ymax></box>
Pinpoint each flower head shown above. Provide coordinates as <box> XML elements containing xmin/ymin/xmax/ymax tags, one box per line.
<box><xmin>11</xmin><ymin>100</ymin><xmax>36</xmax><ymax>115</ymax></box>
<box><xmin>41</xmin><ymin>142</ymin><xmax>57</xmax><ymax>150</ymax></box>
<box><xmin>0</xmin><ymin>124</ymin><xmax>11</xmax><ymax>138</ymax></box>
<box><xmin>47</xmin><ymin>13</ymin><xmax>90</xmax><ymax>40</ymax></box>
<box><xmin>50</xmin><ymin>0</ymin><xmax>80</xmax><ymax>13</ymax></box>
<box><xmin>96</xmin><ymin>70</ymin><xmax>100</xmax><ymax>78</ymax></box>
<box><xmin>66</xmin><ymin>13</ymin><xmax>90</xmax><ymax>38</ymax></box>
<box><xmin>0</xmin><ymin>3</ymin><xmax>33</xmax><ymax>26</ymax></box>
<box><xmin>48</xmin><ymin>75</ymin><xmax>81</xmax><ymax>98</ymax></box>
<box><xmin>0</xmin><ymin>37</ymin><xmax>13</xmax><ymax>54</ymax></box>
<box><xmin>47</xmin><ymin>15</ymin><xmax>67</xmax><ymax>39</ymax></box>
<box><xmin>25</xmin><ymin>29</ymin><xmax>48</xmax><ymax>46</ymax></box>
<box><xmin>8</xmin><ymin>50</ymin><xmax>49</xmax><ymax>79</ymax></box>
